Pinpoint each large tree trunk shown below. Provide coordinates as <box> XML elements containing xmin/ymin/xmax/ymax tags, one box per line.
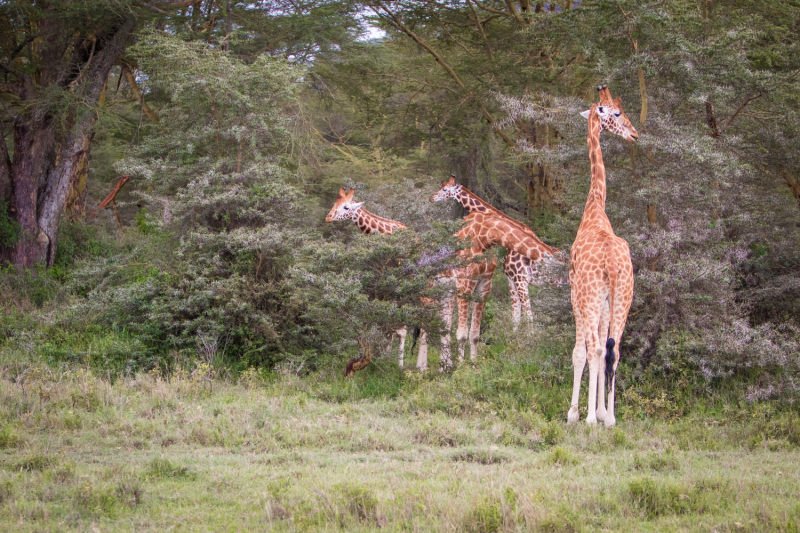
<box><xmin>8</xmin><ymin>111</ymin><xmax>56</xmax><ymax>267</ymax></box>
<box><xmin>2</xmin><ymin>18</ymin><xmax>135</xmax><ymax>268</ymax></box>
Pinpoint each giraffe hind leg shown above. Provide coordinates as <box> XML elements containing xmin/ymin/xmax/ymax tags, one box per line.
<box><xmin>580</xmin><ymin>290</ymin><xmax>606</xmax><ymax>425</ymax></box>
<box><xmin>596</xmin><ymin>298</ymin><xmax>611</xmax><ymax>423</ymax></box>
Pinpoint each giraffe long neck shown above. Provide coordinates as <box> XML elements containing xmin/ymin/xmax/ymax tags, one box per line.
<box><xmin>455</xmin><ymin>188</ymin><xmax>494</xmax><ymax>214</ymax></box>
<box><xmin>352</xmin><ymin>207</ymin><xmax>406</xmax><ymax>235</ymax></box>
<box><xmin>579</xmin><ymin>108</ymin><xmax>613</xmax><ymax>233</ymax></box>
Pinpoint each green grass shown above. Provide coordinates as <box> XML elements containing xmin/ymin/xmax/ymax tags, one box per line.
<box><xmin>0</xmin><ymin>355</ymin><xmax>798</xmax><ymax>532</ymax></box>
<box><xmin>0</xmin><ymin>299</ymin><xmax>798</xmax><ymax>531</ymax></box>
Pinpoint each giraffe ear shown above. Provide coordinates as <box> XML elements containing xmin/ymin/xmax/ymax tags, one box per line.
<box><xmin>579</xmin><ymin>109</ymin><xmax>591</xmax><ymax>119</ymax></box>
<box><xmin>351</xmin><ymin>201</ymin><xmax>364</xmax><ymax>210</ymax></box>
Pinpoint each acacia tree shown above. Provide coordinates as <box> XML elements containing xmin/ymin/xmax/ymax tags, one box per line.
<box><xmin>0</xmin><ymin>1</ymin><xmax>207</xmax><ymax>268</ymax></box>
<box><xmin>0</xmin><ymin>0</ymin><xmax>361</xmax><ymax>269</ymax></box>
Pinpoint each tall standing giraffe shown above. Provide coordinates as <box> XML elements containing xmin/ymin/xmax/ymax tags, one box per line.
<box><xmin>430</xmin><ymin>177</ymin><xmax>561</xmax><ymax>332</ymax></box>
<box><xmin>567</xmin><ymin>86</ymin><xmax>638</xmax><ymax>427</ymax></box>
<box><xmin>326</xmin><ymin>187</ymin><xmax>454</xmax><ymax>370</ymax></box>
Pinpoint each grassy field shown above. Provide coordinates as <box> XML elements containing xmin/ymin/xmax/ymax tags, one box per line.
<box><xmin>1</xmin><ymin>336</ymin><xmax>799</xmax><ymax>533</ymax></box>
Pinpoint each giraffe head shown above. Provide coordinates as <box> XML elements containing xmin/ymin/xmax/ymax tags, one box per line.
<box><xmin>580</xmin><ymin>85</ymin><xmax>638</xmax><ymax>142</ymax></box>
<box><xmin>429</xmin><ymin>175</ymin><xmax>463</xmax><ymax>203</ymax></box>
<box><xmin>326</xmin><ymin>187</ymin><xmax>364</xmax><ymax>222</ymax></box>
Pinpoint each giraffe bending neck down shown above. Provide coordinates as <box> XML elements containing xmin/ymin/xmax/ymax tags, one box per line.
<box><xmin>431</xmin><ymin>176</ymin><xmax>562</xmax><ymax>331</ymax></box>
<box><xmin>326</xmin><ymin>188</ymin><xmax>454</xmax><ymax>371</ymax></box>
<box><xmin>568</xmin><ymin>85</ymin><xmax>637</xmax><ymax>427</ymax></box>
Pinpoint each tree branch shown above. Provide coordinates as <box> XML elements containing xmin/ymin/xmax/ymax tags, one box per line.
<box><xmin>89</xmin><ymin>176</ymin><xmax>131</xmax><ymax>218</ymax></box>
<box><xmin>724</xmin><ymin>93</ymin><xmax>761</xmax><ymax>131</ymax></box>
<box><xmin>122</xmin><ymin>66</ymin><xmax>160</xmax><ymax>122</ymax></box>
<box><xmin>368</xmin><ymin>2</ymin><xmax>515</xmax><ymax>148</ymax></box>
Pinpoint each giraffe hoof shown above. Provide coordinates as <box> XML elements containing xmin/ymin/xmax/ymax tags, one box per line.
<box><xmin>596</xmin><ymin>408</ymin><xmax>607</xmax><ymax>422</ymax></box>
<box><xmin>585</xmin><ymin>415</ymin><xmax>597</xmax><ymax>425</ymax></box>
<box><xmin>567</xmin><ymin>407</ymin><xmax>580</xmax><ymax>424</ymax></box>
<box><xmin>604</xmin><ymin>416</ymin><xmax>616</xmax><ymax>428</ymax></box>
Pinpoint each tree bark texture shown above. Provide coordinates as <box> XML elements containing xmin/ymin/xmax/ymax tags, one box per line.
<box><xmin>1</xmin><ymin>16</ymin><xmax>135</xmax><ymax>267</ymax></box>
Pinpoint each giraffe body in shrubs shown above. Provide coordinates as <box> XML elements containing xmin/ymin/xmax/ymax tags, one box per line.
<box><xmin>326</xmin><ymin>188</ymin><xmax>454</xmax><ymax>371</ymax></box>
<box><xmin>430</xmin><ymin>177</ymin><xmax>562</xmax><ymax>341</ymax></box>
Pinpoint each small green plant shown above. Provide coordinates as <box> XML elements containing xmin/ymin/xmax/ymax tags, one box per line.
<box><xmin>135</xmin><ymin>208</ymin><xmax>158</xmax><ymax>235</ymax></box>
<box><xmin>451</xmin><ymin>450</ymin><xmax>509</xmax><ymax>465</ymax></box>
<box><xmin>17</xmin><ymin>454</ymin><xmax>54</xmax><ymax>472</ymax></box>
<box><xmin>143</xmin><ymin>458</ymin><xmax>195</xmax><ymax>480</ymax></box>
<box><xmin>610</xmin><ymin>428</ymin><xmax>628</xmax><ymax>448</ymax></box>
<box><xmin>543</xmin><ymin>421</ymin><xmax>564</xmax><ymax>445</ymax></box>
<box><xmin>0</xmin><ymin>197</ymin><xmax>21</xmax><ymax>247</ymax></box>
<box><xmin>74</xmin><ymin>482</ymin><xmax>118</xmax><ymax>517</ymax></box>
<box><xmin>628</xmin><ymin>476</ymin><xmax>729</xmax><ymax>517</ymax></box>
<box><xmin>547</xmin><ymin>446</ymin><xmax>576</xmax><ymax>466</ymax></box>
<box><xmin>632</xmin><ymin>451</ymin><xmax>679</xmax><ymax>472</ymax></box>
<box><xmin>116</xmin><ymin>477</ymin><xmax>145</xmax><ymax>507</ymax></box>
<box><xmin>336</xmin><ymin>482</ymin><xmax>377</xmax><ymax>522</ymax></box>
<box><xmin>464</xmin><ymin>497</ymin><xmax>503</xmax><ymax>533</ymax></box>
<box><xmin>45</xmin><ymin>461</ymin><xmax>76</xmax><ymax>483</ymax></box>
<box><xmin>503</xmin><ymin>486</ymin><xmax>518</xmax><ymax>513</ymax></box>
<box><xmin>0</xmin><ymin>424</ymin><xmax>22</xmax><ymax>449</ymax></box>
<box><xmin>538</xmin><ymin>505</ymin><xmax>581</xmax><ymax>533</ymax></box>
<box><xmin>0</xmin><ymin>479</ymin><xmax>13</xmax><ymax>505</ymax></box>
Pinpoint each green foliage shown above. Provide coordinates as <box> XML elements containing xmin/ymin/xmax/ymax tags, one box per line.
<box><xmin>0</xmin><ymin>197</ymin><xmax>20</xmax><ymax>247</ymax></box>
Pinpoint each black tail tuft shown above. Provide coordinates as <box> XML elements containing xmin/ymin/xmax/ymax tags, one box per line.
<box><xmin>410</xmin><ymin>327</ymin><xmax>421</xmax><ymax>353</ymax></box>
<box><xmin>605</xmin><ymin>338</ymin><xmax>616</xmax><ymax>388</ymax></box>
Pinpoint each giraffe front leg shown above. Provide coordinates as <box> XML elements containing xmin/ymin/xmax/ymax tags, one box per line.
<box><xmin>518</xmin><ymin>278</ymin><xmax>533</xmax><ymax>329</ymax></box>
<box><xmin>509</xmin><ymin>284</ymin><xmax>521</xmax><ymax>332</ymax></box>
<box><xmin>396</xmin><ymin>327</ymin><xmax>407</xmax><ymax>368</ymax></box>
<box><xmin>468</xmin><ymin>302</ymin><xmax>485</xmax><ymax>361</ymax></box>
<box><xmin>568</xmin><ymin>301</ymin><xmax>586</xmax><ymax>424</ymax></box>
<box><xmin>416</xmin><ymin>329</ymin><xmax>428</xmax><ymax>371</ymax></box>
<box><xmin>438</xmin><ymin>296</ymin><xmax>454</xmax><ymax>370</ymax></box>
<box><xmin>455</xmin><ymin>296</ymin><xmax>470</xmax><ymax>363</ymax></box>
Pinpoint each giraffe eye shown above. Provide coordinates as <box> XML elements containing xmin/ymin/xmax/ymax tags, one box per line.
<box><xmin>598</xmin><ymin>106</ymin><xmax>604</xmax><ymax>113</ymax></box>
<box><xmin>343</xmin><ymin>206</ymin><xmax>349</xmax><ymax>210</ymax></box>
<box><xmin>614</xmin><ymin>111</ymin><xmax>621</xmax><ymax>117</ymax></box>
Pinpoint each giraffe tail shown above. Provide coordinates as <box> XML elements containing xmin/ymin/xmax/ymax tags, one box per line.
<box><xmin>605</xmin><ymin>338</ymin><xmax>615</xmax><ymax>387</ymax></box>
<box><xmin>410</xmin><ymin>326</ymin><xmax>421</xmax><ymax>353</ymax></box>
